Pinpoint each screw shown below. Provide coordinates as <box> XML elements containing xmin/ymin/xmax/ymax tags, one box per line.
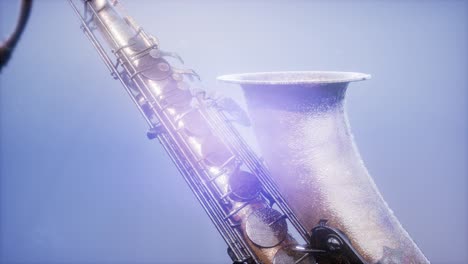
<box><xmin>327</xmin><ymin>235</ymin><xmax>342</xmax><ymax>252</ymax></box>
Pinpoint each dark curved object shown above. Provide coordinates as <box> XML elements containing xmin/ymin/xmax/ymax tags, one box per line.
<box><xmin>0</xmin><ymin>0</ymin><xmax>33</xmax><ymax>73</ymax></box>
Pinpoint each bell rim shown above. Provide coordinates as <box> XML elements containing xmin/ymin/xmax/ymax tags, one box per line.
<box><xmin>217</xmin><ymin>71</ymin><xmax>371</xmax><ymax>85</ymax></box>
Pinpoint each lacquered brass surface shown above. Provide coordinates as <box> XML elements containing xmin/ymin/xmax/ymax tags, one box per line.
<box><xmin>219</xmin><ymin>71</ymin><xmax>430</xmax><ymax>263</ymax></box>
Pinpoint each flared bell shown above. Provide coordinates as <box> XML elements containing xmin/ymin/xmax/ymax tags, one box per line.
<box><xmin>218</xmin><ymin>71</ymin><xmax>429</xmax><ymax>263</ymax></box>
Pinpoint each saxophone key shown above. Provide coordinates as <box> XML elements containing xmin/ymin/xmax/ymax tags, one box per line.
<box><xmin>245</xmin><ymin>207</ymin><xmax>288</xmax><ymax>248</ymax></box>
<box><xmin>228</xmin><ymin>170</ymin><xmax>261</xmax><ymax>202</ymax></box>
<box><xmin>136</xmin><ymin>58</ymin><xmax>171</xmax><ymax>81</ymax></box>
<box><xmin>199</xmin><ymin>136</ymin><xmax>233</xmax><ymax>167</ymax></box>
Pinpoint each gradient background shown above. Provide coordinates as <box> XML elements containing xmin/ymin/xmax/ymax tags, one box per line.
<box><xmin>1</xmin><ymin>0</ymin><xmax>467</xmax><ymax>263</ymax></box>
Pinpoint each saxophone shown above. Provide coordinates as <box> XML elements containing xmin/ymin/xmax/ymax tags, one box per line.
<box><xmin>69</xmin><ymin>1</ymin><xmax>429</xmax><ymax>263</ymax></box>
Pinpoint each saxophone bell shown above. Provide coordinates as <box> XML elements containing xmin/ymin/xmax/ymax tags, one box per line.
<box><xmin>218</xmin><ymin>71</ymin><xmax>430</xmax><ymax>264</ymax></box>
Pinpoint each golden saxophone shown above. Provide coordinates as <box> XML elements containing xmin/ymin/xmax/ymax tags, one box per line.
<box><xmin>69</xmin><ymin>1</ymin><xmax>429</xmax><ymax>263</ymax></box>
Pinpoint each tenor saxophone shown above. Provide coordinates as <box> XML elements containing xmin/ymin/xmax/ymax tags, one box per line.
<box><xmin>68</xmin><ymin>0</ymin><xmax>429</xmax><ymax>263</ymax></box>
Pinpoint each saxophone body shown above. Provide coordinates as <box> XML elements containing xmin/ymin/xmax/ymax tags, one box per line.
<box><xmin>69</xmin><ymin>0</ymin><xmax>311</xmax><ymax>263</ymax></box>
<box><xmin>69</xmin><ymin>0</ymin><xmax>429</xmax><ymax>263</ymax></box>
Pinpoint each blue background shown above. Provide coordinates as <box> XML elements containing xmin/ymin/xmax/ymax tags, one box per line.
<box><xmin>1</xmin><ymin>0</ymin><xmax>467</xmax><ymax>263</ymax></box>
